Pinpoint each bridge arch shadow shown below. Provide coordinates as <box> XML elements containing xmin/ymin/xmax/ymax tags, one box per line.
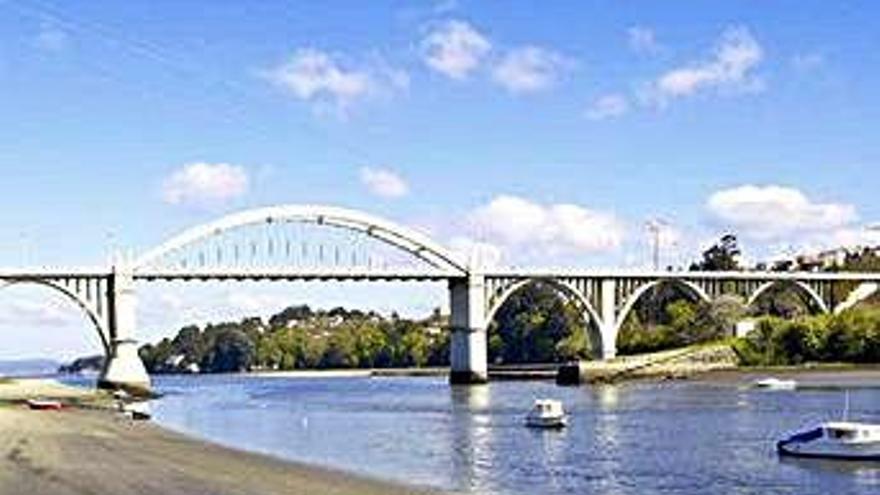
<box><xmin>0</xmin><ymin>280</ymin><xmax>110</xmax><ymax>355</ymax></box>
<box><xmin>614</xmin><ymin>279</ymin><xmax>712</xmax><ymax>336</ymax></box>
<box><xmin>485</xmin><ymin>278</ymin><xmax>604</xmax><ymax>362</ymax></box>
<box><xmin>746</xmin><ymin>280</ymin><xmax>829</xmax><ymax>316</ymax></box>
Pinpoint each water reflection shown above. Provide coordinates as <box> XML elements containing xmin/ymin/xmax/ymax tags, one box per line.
<box><xmin>449</xmin><ymin>385</ymin><xmax>496</xmax><ymax>493</ymax></box>
<box><xmin>779</xmin><ymin>456</ymin><xmax>880</xmax><ymax>484</ymax></box>
<box><xmin>593</xmin><ymin>383</ymin><xmax>620</xmax><ymax>410</ymax></box>
<box><xmin>590</xmin><ymin>384</ymin><xmax>624</xmax><ymax>493</ymax></box>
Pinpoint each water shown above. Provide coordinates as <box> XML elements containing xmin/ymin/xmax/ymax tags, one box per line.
<box><xmin>146</xmin><ymin>374</ymin><xmax>880</xmax><ymax>494</ymax></box>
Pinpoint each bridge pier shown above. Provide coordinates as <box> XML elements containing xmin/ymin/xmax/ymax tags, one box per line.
<box><xmin>98</xmin><ymin>268</ymin><xmax>151</xmax><ymax>395</ymax></box>
<box><xmin>597</xmin><ymin>278</ymin><xmax>619</xmax><ymax>360</ymax></box>
<box><xmin>449</xmin><ymin>275</ymin><xmax>488</xmax><ymax>384</ymax></box>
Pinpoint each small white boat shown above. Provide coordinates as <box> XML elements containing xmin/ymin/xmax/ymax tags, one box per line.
<box><xmin>119</xmin><ymin>401</ymin><xmax>151</xmax><ymax>421</ymax></box>
<box><xmin>754</xmin><ymin>377</ymin><xmax>797</xmax><ymax>390</ymax></box>
<box><xmin>777</xmin><ymin>422</ymin><xmax>880</xmax><ymax>461</ymax></box>
<box><xmin>525</xmin><ymin>399</ymin><xmax>567</xmax><ymax>428</ymax></box>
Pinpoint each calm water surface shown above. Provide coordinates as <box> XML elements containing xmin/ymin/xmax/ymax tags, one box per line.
<box><xmin>148</xmin><ymin>375</ymin><xmax>879</xmax><ymax>495</ymax></box>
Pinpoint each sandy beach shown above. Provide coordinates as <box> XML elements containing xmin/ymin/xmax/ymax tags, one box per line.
<box><xmin>0</xmin><ymin>379</ymin><xmax>439</xmax><ymax>495</ymax></box>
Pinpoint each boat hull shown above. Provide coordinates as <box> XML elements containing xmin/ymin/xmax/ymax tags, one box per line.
<box><xmin>777</xmin><ymin>428</ymin><xmax>880</xmax><ymax>461</ymax></box>
<box><xmin>525</xmin><ymin>416</ymin><xmax>567</xmax><ymax>429</ymax></box>
<box><xmin>777</xmin><ymin>442</ymin><xmax>880</xmax><ymax>461</ymax></box>
<box><xmin>26</xmin><ymin>399</ymin><xmax>63</xmax><ymax>411</ymax></box>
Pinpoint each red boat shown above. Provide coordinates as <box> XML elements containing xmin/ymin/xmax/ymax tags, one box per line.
<box><xmin>26</xmin><ymin>399</ymin><xmax>64</xmax><ymax>410</ymax></box>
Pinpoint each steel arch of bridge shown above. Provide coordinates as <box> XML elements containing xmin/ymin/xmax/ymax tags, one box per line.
<box><xmin>134</xmin><ymin>204</ymin><xmax>468</xmax><ymax>279</ymax></box>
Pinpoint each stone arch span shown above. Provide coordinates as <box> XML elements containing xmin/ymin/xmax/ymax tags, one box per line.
<box><xmin>614</xmin><ymin>279</ymin><xmax>712</xmax><ymax>334</ymax></box>
<box><xmin>0</xmin><ymin>279</ymin><xmax>110</xmax><ymax>353</ymax></box>
<box><xmin>135</xmin><ymin>204</ymin><xmax>468</xmax><ymax>275</ymax></box>
<box><xmin>746</xmin><ymin>280</ymin><xmax>830</xmax><ymax>315</ymax></box>
<box><xmin>485</xmin><ymin>277</ymin><xmax>605</xmax><ymax>358</ymax></box>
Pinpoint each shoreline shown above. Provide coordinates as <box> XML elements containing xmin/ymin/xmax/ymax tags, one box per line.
<box><xmin>117</xmin><ymin>359</ymin><xmax>880</xmax><ymax>383</ymax></box>
<box><xmin>0</xmin><ymin>378</ymin><xmax>441</xmax><ymax>495</ymax></box>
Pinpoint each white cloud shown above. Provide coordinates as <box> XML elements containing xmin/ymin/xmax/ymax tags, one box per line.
<box><xmin>161</xmin><ymin>162</ymin><xmax>249</xmax><ymax>206</ymax></box>
<box><xmin>264</xmin><ymin>48</ymin><xmax>406</xmax><ymax>114</ymax></box>
<box><xmin>628</xmin><ymin>26</ymin><xmax>659</xmax><ymax>54</ymax></box>
<box><xmin>448</xmin><ymin>236</ymin><xmax>504</xmax><ymax>270</ymax></box>
<box><xmin>585</xmin><ymin>93</ymin><xmax>629</xmax><ymax>120</ymax></box>
<box><xmin>491</xmin><ymin>46</ymin><xmax>572</xmax><ymax>94</ymax></box>
<box><xmin>706</xmin><ymin>185</ymin><xmax>856</xmax><ymax>240</ymax></box>
<box><xmin>421</xmin><ymin>20</ymin><xmax>491</xmax><ymax>79</ymax></box>
<box><xmin>467</xmin><ymin>195</ymin><xmax>625</xmax><ymax>258</ymax></box>
<box><xmin>359</xmin><ymin>166</ymin><xmax>409</xmax><ymax>198</ymax></box>
<box><xmin>646</xmin><ymin>26</ymin><xmax>763</xmax><ymax>104</ymax></box>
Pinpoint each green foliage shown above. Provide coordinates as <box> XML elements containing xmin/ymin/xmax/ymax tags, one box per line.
<box><xmin>140</xmin><ymin>304</ymin><xmax>453</xmax><ymax>373</ymax></box>
<box><xmin>750</xmin><ymin>283</ymin><xmax>815</xmax><ymax>318</ymax></box>
<box><xmin>202</xmin><ymin>329</ymin><xmax>254</xmax><ymax>373</ymax></box>
<box><xmin>733</xmin><ymin>308</ymin><xmax>880</xmax><ymax>365</ymax></box>
<box><xmin>488</xmin><ymin>282</ymin><xmax>591</xmax><ymax>364</ymax></box>
<box><xmin>690</xmin><ymin>234</ymin><xmax>741</xmax><ymax>271</ymax></box>
<box><xmin>618</xmin><ymin>294</ymin><xmax>746</xmax><ymax>355</ymax></box>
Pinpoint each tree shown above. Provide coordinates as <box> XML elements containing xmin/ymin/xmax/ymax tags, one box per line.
<box><xmin>751</xmin><ymin>284</ymin><xmax>813</xmax><ymax>318</ymax></box>
<box><xmin>489</xmin><ymin>282</ymin><xmax>589</xmax><ymax>364</ymax></box>
<box><xmin>695</xmin><ymin>294</ymin><xmax>746</xmax><ymax>339</ymax></box>
<box><xmin>171</xmin><ymin>325</ymin><xmax>204</xmax><ymax>364</ymax></box>
<box><xmin>691</xmin><ymin>234</ymin><xmax>741</xmax><ymax>271</ymax></box>
<box><xmin>202</xmin><ymin>329</ymin><xmax>255</xmax><ymax>373</ymax></box>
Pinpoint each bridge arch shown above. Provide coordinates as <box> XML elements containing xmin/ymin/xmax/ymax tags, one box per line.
<box><xmin>746</xmin><ymin>280</ymin><xmax>830</xmax><ymax>315</ymax></box>
<box><xmin>485</xmin><ymin>277</ymin><xmax>604</xmax><ymax>358</ymax></box>
<box><xmin>834</xmin><ymin>282</ymin><xmax>879</xmax><ymax>314</ymax></box>
<box><xmin>135</xmin><ymin>204</ymin><xmax>467</xmax><ymax>275</ymax></box>
<box><xmin>0</xmin><ymin>280</ymin><xmax>110</xmax><ymax>353</ymax></box>
<box><xmin>614</xmin><ymin>279</ymin><xmax>712</xmax><ymax>334</ymax></box>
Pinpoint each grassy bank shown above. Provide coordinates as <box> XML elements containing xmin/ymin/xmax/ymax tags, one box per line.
<box><xmin>733</xmin><ymin>308</ymin><xmax>880</xmax><ymax>366</ymax></box>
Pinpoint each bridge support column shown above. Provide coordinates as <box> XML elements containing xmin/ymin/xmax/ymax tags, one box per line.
<box><xmin>449</xmin><ymin>275</ymin><xmax>488</xmax><ymax>384</ymax></box>
<box><xmin>598</xmin><ymin>278</ymin><xmax>618</xmax><ymax>360</ymax></box>
<box><xmin>98</xmin><ymin>268</ymin><xmax>151</xmax><ymax>395</ymax></box>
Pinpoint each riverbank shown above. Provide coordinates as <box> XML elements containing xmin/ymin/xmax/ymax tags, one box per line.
<box><xmin>697</xmin><ymin>365</ymin><xmax>880</xmax><ymax>388</ymax></box>
<box><xmin>0</xmin><ymin>379</ymin><xmax>439</xmax><ymax>495</ymax></box>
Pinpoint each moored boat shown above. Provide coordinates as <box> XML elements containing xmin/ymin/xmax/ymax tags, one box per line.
<box><xmin>525</xmin><ymin>399</ymin><xmax>567</xmax><ymax>428</ymax></box>
<box><xmin>118</xmin><ymin>400</ymin><xmax>152</xmax><ymax>420</ymax></box>
<box><xmin>26</xmin><ymin>399</ymin><xmax>63</xmax><ymax>410</ymax></box>
<box><xmin>754</xmin><ymin>377</ymin><xmax>797</xmax><ymax>390</ymax></box>
<box><xmin>777</xmin><ymin>421</ymin><xmax>880</xmax><ymax>461</ymax></box>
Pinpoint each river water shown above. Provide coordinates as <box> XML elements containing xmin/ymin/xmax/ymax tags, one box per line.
<box><xmin>147</xmin><ymin>374</ymin><xmax>879</xmax><ymax>495</ymax></box>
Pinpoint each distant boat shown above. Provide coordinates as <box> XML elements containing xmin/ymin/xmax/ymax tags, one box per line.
<box><xmin>525</xmin><ymin>399</ymin><xmax>567</xmax><ymax>428</ymax></box>
<box><xmin>26</xmin><ymin>399</ymin><xmax>63</xmax><ymax>411</ymax></box>
<box><xmin>754</xmin><ymin>377</ymin><xmax>797</xmax><ymax>390</ymax></box>
<box><xmin>777</xmin><ymin>422</ymin><xmax>880</xmax><ymax>460</ymax></box>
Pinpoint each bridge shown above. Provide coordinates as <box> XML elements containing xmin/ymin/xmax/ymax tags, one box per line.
<box><xmin>2</xmin><ymin>204</ymin><xmax>879</xmax><ymax>391</ymax></box>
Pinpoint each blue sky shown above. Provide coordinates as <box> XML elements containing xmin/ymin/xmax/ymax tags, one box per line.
<box><xmin>1</xmin><ymin>0</ymin><xmax>879</xmax><ymax>359</ymax></box>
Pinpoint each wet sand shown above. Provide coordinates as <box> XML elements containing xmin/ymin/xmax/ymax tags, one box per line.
<box><xmin>0</xmin><ymin>379</ymin><xmax>439</xmax><ymax>495</ymax></box>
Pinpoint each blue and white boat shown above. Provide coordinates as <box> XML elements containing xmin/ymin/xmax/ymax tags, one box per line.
<box><xmin>777</xmin><ymin>421</ymin><xmax>880</xmax><ymax>460</ymax></box>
